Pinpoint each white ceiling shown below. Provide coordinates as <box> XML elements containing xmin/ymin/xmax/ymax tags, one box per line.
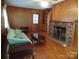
<box><xmin>4</xmin><ymin>0</ymin><xmax>64</xmax><ymax>10</ymax></box>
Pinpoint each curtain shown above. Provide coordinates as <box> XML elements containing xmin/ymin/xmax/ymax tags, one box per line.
<box><xmin>3</xmin><ymin>4</ymin><xmax>10</xmax><ymax>29</ymax></box>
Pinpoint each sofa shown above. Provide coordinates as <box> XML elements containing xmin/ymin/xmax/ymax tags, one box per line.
<box><xmin>7</xmin><ymin>29</ymin><xmax>34</xmax><ymax>59</ymax></box>
<box><xmin>7</xmin><ymin>29</ymin><xmax>32</xmax><ymax>45</ymax></box>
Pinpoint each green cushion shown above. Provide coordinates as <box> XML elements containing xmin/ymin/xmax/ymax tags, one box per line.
<box><xmin>15</xmin><ymin>29</ymin><xmax>22</xmax><ymax>35</ymax></box>
<box><xmin>15</xmin><ymin>33</ymin><xmax>32</xmax><ymax>43</ymax></box>
<box><xmin>7</xmin><ymin>29</ymin><xmax>16</xmax><ymax>39</ymax></box>
<box><xmin>7</xmin><ymin>37</ymin><xmax>27</xmax><ymax>45</ymax></box>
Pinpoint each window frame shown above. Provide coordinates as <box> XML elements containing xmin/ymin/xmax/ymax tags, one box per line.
<box><xmin>32</xmin><ymin>13</ymin><xmax>40</xmax><ymax>24</ymax></box>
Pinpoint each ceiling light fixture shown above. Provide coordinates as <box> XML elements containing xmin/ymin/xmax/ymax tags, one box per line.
<box><xmin>40</xmin><ymin>1</ymin><xmax>49</xmax><ymax>8</ymax></box>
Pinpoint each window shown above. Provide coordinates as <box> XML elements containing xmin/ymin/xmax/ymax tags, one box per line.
<box><xmin>33</xmin><ymin>14</ymin><xmax>39</xmax><ymax>24</ymax></box>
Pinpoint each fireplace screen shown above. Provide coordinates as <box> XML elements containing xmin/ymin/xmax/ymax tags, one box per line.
<box><xmin>53</xmin><ymin>26</ymin><xmax>66</xmax><ymax>42</ymax></box>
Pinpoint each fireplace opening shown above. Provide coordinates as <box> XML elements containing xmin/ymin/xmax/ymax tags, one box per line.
<box><xmin>53</xmin><ymin>26</ymin><xmax>66</xmax><ymax>43</ymax></box>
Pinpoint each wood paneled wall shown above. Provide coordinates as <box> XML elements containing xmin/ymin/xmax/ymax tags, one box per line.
<box><xmin>7</xmin><ymin>6</ymin><xmax>43</xmax><ymax>31</ymax></box>
<box><xmin>52</xmin><ymin>0</ymin><xmax>78</xmax><ymax>22</ymax></box>
<box><xmin>40</xmin><ymin>9</ymin><xmax>51</xmax><ymax>32</ymax></box>
<box><xmin>72</xmin><ymin>20</ymin><xmax>78</xmax><ymax>49</ymax></box>
<box><xmin>47</xmin><ymin>11</ymin><xmax>52</xmax><ymax>34</ymax></box>
<box><xmin>51</xmin><ymin>0</ymin><xmax>78</xmax><ymax>49</ymax></box>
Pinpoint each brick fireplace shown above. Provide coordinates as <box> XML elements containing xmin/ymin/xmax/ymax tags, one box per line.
<box><xmin>49</xmin><ymin>21</ymin><xmax>73</xmax><ymax>45</ymax></box>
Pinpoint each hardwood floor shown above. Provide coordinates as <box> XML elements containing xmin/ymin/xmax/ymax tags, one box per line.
<box><xmin>25</xmin><ymin>32</ymin><xmax>78</xmax><ymax>59</ymax></box>
<box><xmin>33</xmin><ymin>40</ymin><xmax>65</xmax><ymax>59</ymax></box>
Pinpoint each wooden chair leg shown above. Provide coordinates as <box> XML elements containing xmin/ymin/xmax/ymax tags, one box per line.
<box><xmin>32</xmin><ymin>55</ymin><xmax>34</xmax><ymax>59</ymax></box>
<box><xmin>32</xmin><ymin>52</ymin><xmax>35</xmax><ymax>59</ymax></box>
